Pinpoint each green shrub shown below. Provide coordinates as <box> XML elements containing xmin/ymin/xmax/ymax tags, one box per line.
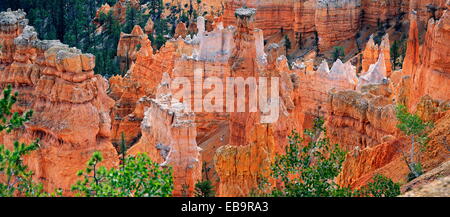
<box><xmin>0</xmin><ymin>85</ymin><xmax>46</xmax><ymax>197</ymax></box>
<box><xmin>194</xmin><ymin>180</ymin><xmax>215</xmax><ymax>197</ymax></box>
<box><xmin>71</xmin><ymin>151</ymin><xmax>173</xmax><ymax>197</ymax></box>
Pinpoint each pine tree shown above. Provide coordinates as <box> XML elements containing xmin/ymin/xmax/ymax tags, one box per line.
<box><xmin>284</xmin><ymin>35</ymin><xmax>291</xmax><ymax>55</ymax></box>
<box><xmin>71</xmin><ymin>151</ymin><xmax>174</xmax><ymax>197</ymax></box>
<box><xmin>0</xmin><ymin>85</ymin><xmax>46</xmax><ymax>197</ymax></box>
<box><xmin>332</xmin><ymin>46</ymin><xmax>345</xmax><ymax>62</ymax></box>
<box><xmin>194</xmin><ymin>180</ymin><xmax>215</xmax><ymax>197</ymax></box>
<box><xmin>395</xmin><ymin>104</ymin><xmax>432</xmax><ymax>181</ymax></box>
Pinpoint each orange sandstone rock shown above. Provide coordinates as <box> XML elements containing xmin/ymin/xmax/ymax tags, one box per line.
<box><xmin>362</xmin><ymin>34</ymin><xmax>392</xmax><ymax>76</ymax></box>
<box><xmin>405</xmin><ymin>8</ymin><xmax>450</xmax><ymax>109</ymax></box>
<box><xmin>129</xmin><ymin>73</ymin><xmax>202</xmax><ymax>196</ymax></box>
<box><xmin>361</xmin><ymin>0</ymin><xmax>406</xmax><ymax>26</ymax></box>
<box><xmin>0</xmin><ymin>10</ymin><xmax>118</xmax><ymax>194</ymax></box>
<box><xmin>117</xmin><ymin>25</ymin><xmax>149</xmax><ymax>73</ymax></box>
<box><xmin>315</xmin><ymin>0</ymin><xmax>361</xmax><ymax>51</ymax></box>
<box><xmin>174</xmin><ymin>22</ymin><xmax>188</xmax><ymax>39</ymax></box>
<box><xmin>409</xmin><ymin>0</ymin><xmax>448</xmax><ymax>23</ymax></box>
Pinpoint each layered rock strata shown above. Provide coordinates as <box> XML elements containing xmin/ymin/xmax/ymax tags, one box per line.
<box><xmin>0</xmin><ymin>9</ymin><xmax>118</xmax><ymax>193</ymax></box>
<box><xmin>128</xmin><ymin>73</ymin><xmax>202</xmax><ymax>196</ymax></box>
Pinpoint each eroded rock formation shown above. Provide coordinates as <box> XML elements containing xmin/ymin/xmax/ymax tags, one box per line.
<box><xmin>117</xmin><ymin>25</ymin><xmax>149</xmax><ymax>73</ymax></box>
<box><xmin>406</xmin><ymin>8</ymin><xmax>450</xmax><ymax>109</ymax></box>
<box><xmin>128</xmin><ymin>73</ymin><xmax>202</xmax><ymax>196</ymax></box>
<box><xmin>361</xmin><ymin>34</ymin><xmax>392</xmax><ymax>76</ymax></box>
<box><xmin>0</xmin><ymin>9</ymin><xmax>118</xmax><ymax>193</ymax></box>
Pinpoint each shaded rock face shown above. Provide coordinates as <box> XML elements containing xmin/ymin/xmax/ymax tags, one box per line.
<box><xmin>315</xmin><ymin>0</ymin><xmax>362</xmax><ymax>51</ymax></box>
<box><xmin>0</xmin><ymin>10</ymin><xmax>118</xmax><ymax>193</ymax></box>
<box><xmin>128</xmin><ymin>73</ymin><xmax>202</xmax><ymax>196</ymax></box>
<box><xmin>361</xmin><ymin>0</ymin><xmax>407</xmax><ymax>26</ymax></box>
<box><xmin>95</xmin><ymin>0</ymin><xmax>140</xmax><ymax>24</ymax></box>
<box><xmin>402</xmin><ymin>176</ymin><xmax>450</xmax><ymax>197</ymax></box>
<box><xmin>109</xmin><ymin>33</ymin><xmax>180</xmax><ymax>147</ymax></box>
<box><xmin>117</xmin><ymin>25</ymin><xmax>148</xmax><ymax>73</ymax></box>
<box><xmin>409</xmin><ymin>0</ymin><xmax>448</xmax><ymax>23</ymax></box>
<box><xmin>401</xmin><ymin>161</ymin><xmax>450</xmax><ymax>196</ymax></box>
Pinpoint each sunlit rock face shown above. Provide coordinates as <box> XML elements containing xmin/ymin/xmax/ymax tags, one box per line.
<box><xmin>405</xmin><ymin>8</ymin><xmax>450</xmax><ymax>109</ymax></box>
<box><xmin>223</xmin><ymin>0</ymin><xmax>303</xmax><ymax>36</ymax></box>
<box><xmin>1</xmin><ymin>0</ymin><xmax>448</xmax><ymax>197</ymax></box>
<box><xmin>221</xmin><ymin>0</ymin><xmax>363</xmax><ymax>49</ymax></box>
<box><xmin>128</xmin><ymin>73</ymin><xmax>202</xmax><ymax>197</ymax></box>
<box><xmin>296</xmin><ymin>59</ymin><xmax>358</xmax><ymax>128</ymax></box>
<box><xmin>327</xmin><ymin>83</ymin><xmax>398</xmax><ymax>152</ymax></box>
<box><xmin>362</xmin><ymin>34</ymin><xmax>392</xmax><ymax>77</ymax></box>
<box><xmin>95</xmin><ymin>0</ymin><xmax>140</xmax><ymax>24</ymax></box>
<box><xmin>358</xmin><ymin>53</ymin><xmax>388</xmax><ymax>89</ymax></box>
<box><xmin>335</xmin><ymin>96</ymin><xmax>450</xmax><ymax>189</ymax></box>
<box><xmin>330</xmin><ymin>5</ymin><xmax>450</xmax><ymax>190</ymax></box>
<box><xmin>109</xmin><ymin>32</ymin><xmax>181</xmax><ymax>147</ymax></box>
<box><xmin>0</xmin><ymin>10</ymin><xmax>118</xmax><ymax>194</ymax></box>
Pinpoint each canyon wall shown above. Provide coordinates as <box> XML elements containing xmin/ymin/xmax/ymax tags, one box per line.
<box><xmin>409</xmin><ymin>0</ymin><xmax>447</xmax><ymax>23</ymax></box>
<box><xmin>315</xmin><ymin>0</ymin><xmax>362</xmax><ymax>51</ymax></box>
<box><xmin>361</xmin><ymin>0</ymin><xmax>406</xmax><ymax>26</ymax></box>
<box><xmin>333</xmin><ymin>8</ymin><xmax>450</xmax><ymax>188</ymax></box>
<box><xmin>0</xmin><ymin>9</ymin><xmax>118</xmax><ymax>193</ymax></box>
<box><xmin>406</xmin><ymin>8</ymin><xmax>450</xmax><ymax>109</ymax></box>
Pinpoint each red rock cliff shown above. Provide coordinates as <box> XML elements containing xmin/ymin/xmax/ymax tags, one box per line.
<box><xmin>0</xmin><ymin>9</ymin><xmax>118</xmax><ymax>194</ymax></box>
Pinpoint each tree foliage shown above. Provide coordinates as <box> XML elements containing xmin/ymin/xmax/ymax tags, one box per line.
<box><xmin>71</xmin><ymin>151</ymin><xmax>173</xmax><ymax>197</ymax></box>
<box><xmin>0</xmin><ymin>85</ymin><xmax>46</xmax><ymax>197</ymax></box>
<box><xmin>332</xmin><ymin>46</ymin><xmax>345</xmax><ymax>62</ymax></box>
<box><xmin>264</xmin><ymin>117</ymin><xmax>350</xmax><ymax>197</ymax></box>
<box><xmin>395</xmin><ymin>104</ymin><xmax>432</xmax><ymax>180</ymax></box>
<box><xmin>390</xmin><ymin>39</ymin><xmax>406</xmax><ymax>70</ymax></box>
<box><xmin>357</xmin><ymin>174</ymin><xmax>401</xmax><ymax>197</ymax></box>
<box><xmin>256</xmin><ymin>117</ymin><xmax>401</xmax><ymax>197</ymax></box>
<box><xmin>194</xmin><ymin>180</ymin><xmax>215</xmax><ymax>197</ymax></box>
<box><xmin>284</xmin><ymin>35</ymin><xmax>291</xmax><ymax>55</ymax></box>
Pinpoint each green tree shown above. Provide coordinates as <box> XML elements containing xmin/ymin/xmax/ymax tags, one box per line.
<box><xmin>194</xmin><ymin>180</ymin><xmax>215</xmax><ymax>197</ymax></box>
<box><xmin>123</xmin><ymin>5</ymin><xmax>143</xmax><ymax>34</ymax></box>
<box><xmin>395</xmin><ymin>104</ymin><xmax>432</xmax><ymax>180</ymax></box>
<box><xmin>266</xmin><ymin>117</ymin><xmax>350</xmax><ymax>197</ymax></box>
<box><xmin>357</xmin><ymin>174</ymin><xmax>401</xmax><ymax>197</ymax></box>
<box><xmin>332</xmin><ymin>46</ymin><xmax>345</xmax><ymax>62</ymax></box>
<box><xmin>284</xmin><ymin>35</ymin><xmax>291</xmax><ymax>55</ymax></box>
<box><xmin>390</xmin><ymin>40</ymin><xmax>400</xmax><ymax>70</ymax></box>
<box><xmin>256</xmin><ymin>117</ymin><xmax>401</xmax><ymax>197</ymax></box>
<box><xmin>71</xmin><ymin>151</ymin><xmax>173</xmax><ymax>197</ymax></box>
<box><xmin>0</xmin><ymin>85</ymin><xmax>45</xmax><ymax>197</ymax></box>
